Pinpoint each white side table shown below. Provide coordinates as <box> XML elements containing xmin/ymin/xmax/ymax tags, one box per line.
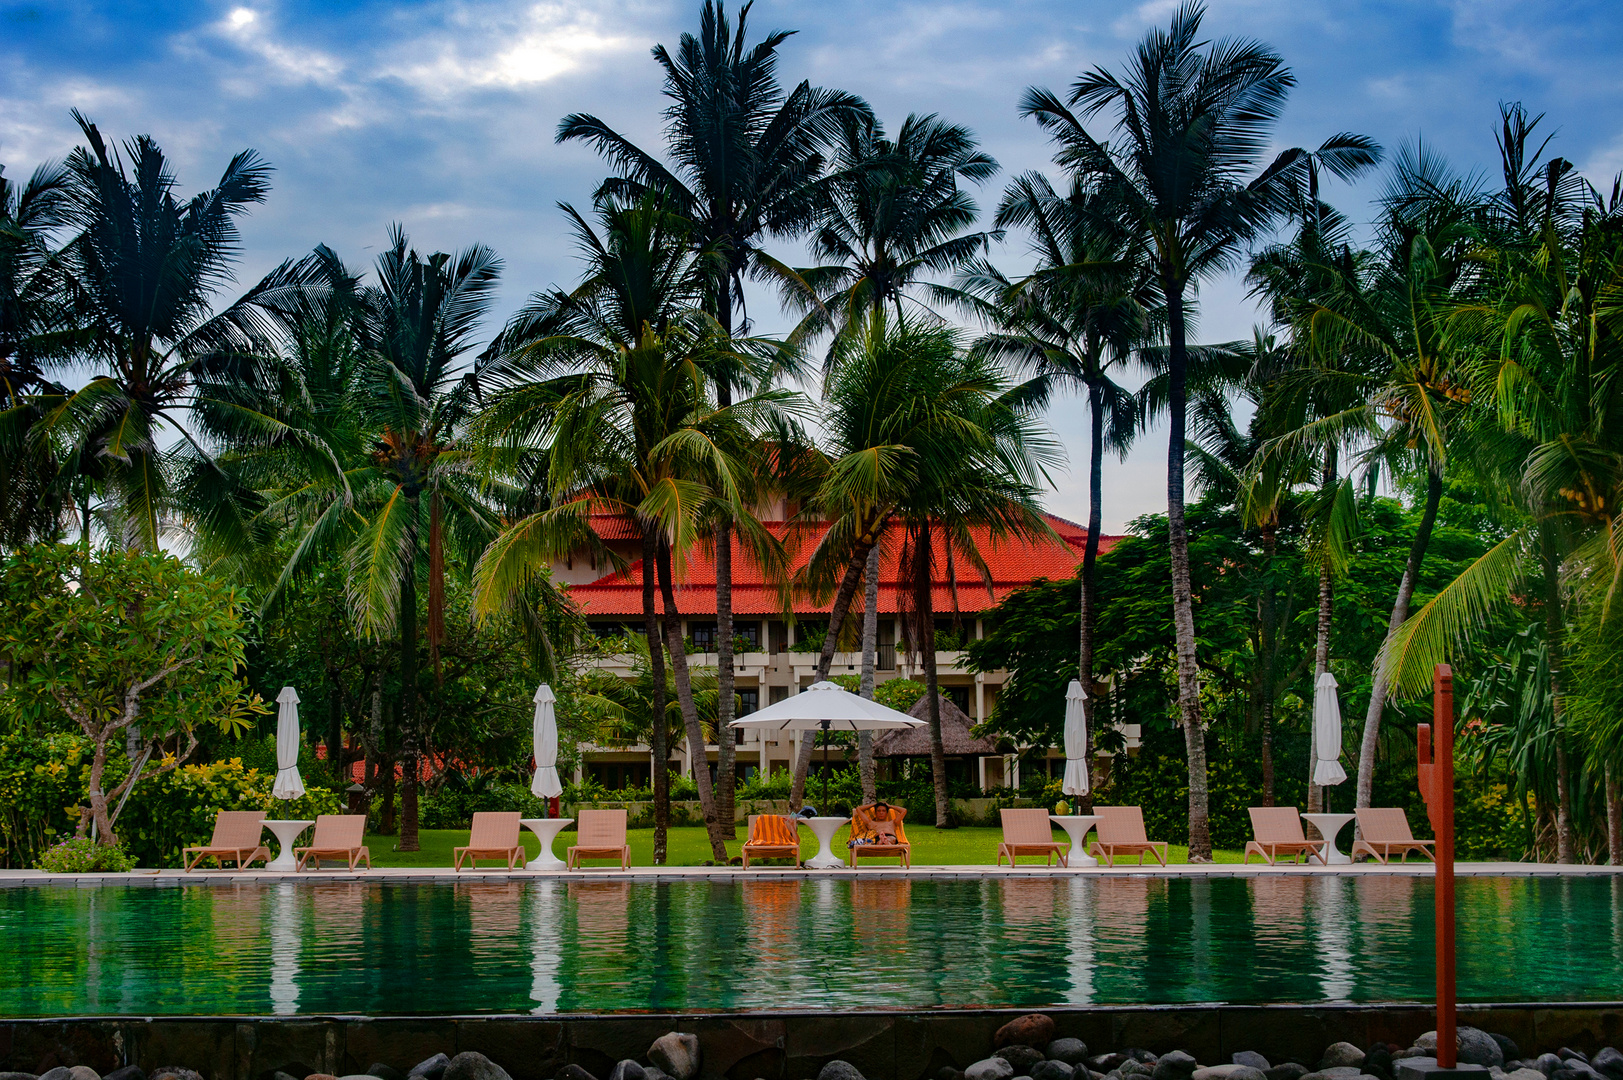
<box><xmin>801</xmin><ymin>816</ymin><xmax>848</xmax><ymax>869</ymax></box>
<box><xmin>520</xmin><ymin>817</ymin><xmax>574</xmax><ymax>870</ymax></box>
<box><xmin>1301</xmin><ymin>812</ymin><xmax>1356</xmax><ymax>865</ymax></box>
<box><xmin>263</xmin><ymin>819</ymin><xmax>313</xmax><ymax>872</ymax></box>
<box><xmin>1050</xmin><ymin>814</ymin><xmax>1101</xmax><ymax>867</ymax></box>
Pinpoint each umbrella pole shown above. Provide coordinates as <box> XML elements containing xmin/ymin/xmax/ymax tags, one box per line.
<box><xmin>821</xmin><ymin>720</ymin><xmax>830</xmax><ymax>809</ymax></box>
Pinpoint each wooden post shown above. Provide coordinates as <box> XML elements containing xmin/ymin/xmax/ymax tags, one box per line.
<box><xmin>1417</xmin><ymin>664</ymin><xmax>1457</xmax><ymax>1069</ymax></box>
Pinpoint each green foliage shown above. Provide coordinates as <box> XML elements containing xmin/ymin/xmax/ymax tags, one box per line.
<box><xmin>0</xmin><ymin>732</ymin><xmax>93</xmax><ymax>868</ymax></box>
<box><xmin>0</xmin><ymin>544</ymin><xmax>263</xmax><ymax>741</ymax></box>
<box><xmin>37</xmin><ymin>836</ymin><xmax>134</xmax><ymax>873</ymax></box>
<box><xmin>830</xmin><ymin>675</ymin><xmax>927</xmax><ymax>713</ymax></box>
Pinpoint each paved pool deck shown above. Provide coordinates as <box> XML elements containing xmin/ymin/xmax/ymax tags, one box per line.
<box><xmin>3</xmin><ymin>859</ymin><xmax>1619</xmax><ymax>885</ymax></box>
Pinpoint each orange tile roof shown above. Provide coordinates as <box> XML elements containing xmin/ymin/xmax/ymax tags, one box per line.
<box><xmin>567</xmin><ymin>514</ymin><xmax>1118</xmax><ymax>618</ymax></box>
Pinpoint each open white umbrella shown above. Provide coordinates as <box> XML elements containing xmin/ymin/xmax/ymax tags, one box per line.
<box><xmin>1062</xmin><ymin>680</ymin><xmax>1090</xmax><ymax>797</ymax></box>
<box><xmin>272</xmin><ymin>686</ymin><xmax>306</xmax><ymax>799</ymax></box>
<box><xmin>531</xmin><ymin>683</ymin><xmax>563</xmax><ymax>800</ymax></box>
<box><xmin>1313</xmin><ymin>672</ymin><xmax>1348</xmax><ymax>787</ymax></box>
<box><xmin>730</xmin><ymin>680</ymin><xmax>924</xmax><ymax>806</ymax></box>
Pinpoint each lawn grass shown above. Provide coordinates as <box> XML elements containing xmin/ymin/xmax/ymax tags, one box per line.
<box><xmin>363</xmin><ymin>825</ymin><xmax>1247</xmax><ymax>868</ymax></box>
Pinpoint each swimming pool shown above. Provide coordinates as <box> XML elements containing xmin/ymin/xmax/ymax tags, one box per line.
<box><xmin>2</xmin><ymin>875</ymin><xmax>1618</xmax><ymax>1017</ymax></box>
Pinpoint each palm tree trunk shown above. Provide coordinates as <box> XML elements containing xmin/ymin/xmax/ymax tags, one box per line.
<box><xmin>1607</xmin><ymin>765</ymin><xmax>1622</xmax><ymax>865</ymax></box>
<box><xmin>790</xmin><ymin>523</ymin><xmax>883</xmax><ymax>810</ymax></box>
<box><xmin>858</xmin><ymin>543</ymin><xmax>881</xmax><ymax>805</ymax></box>
<box><xmin>655</xmin><ymin>539</ymin><xmax>729</xmax><ymax>861</ymax></box>
<box><xmin>1164</xmin><ymin>281</ymin><xmax>1211</xmax><ymax>861</ymax></box>
<box><xmin>714</xmin><ymin>520</ymin><xmax>736</xmax><ymax>838</ymax></box>
<box><xmin>1544</xmin><ymin>535</ymin><xmax>1575</xmax><ymax>864</ymax></box>
<box><xmin>922</xmin><ymin>605</ymin><xmax>950</xmax><ymax>828</ymax></box>
<box><xmin>1355</xmin><ymin>467</ymin><xmax>1444</xmax><ymax>811</ymax></box>
<box><xmin>1259</xmin><ymin>521</ymin><xmax>1279</xmax><ymax>807</ymax></box>
<box><xmin>398</xmin><ymin>515</ymin><xmax>420</xmax><ymax>854</ymax></box>
<box><xmin>642</xmin><ymin>531</ymin><xmax>669</xmax><ymax>865</ymax></box>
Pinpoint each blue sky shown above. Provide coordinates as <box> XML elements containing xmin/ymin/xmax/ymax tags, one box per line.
<box><xmin>5</xmin><ymin>0</ymin><xmax>1622</xmax><ymax>530</ymax></box>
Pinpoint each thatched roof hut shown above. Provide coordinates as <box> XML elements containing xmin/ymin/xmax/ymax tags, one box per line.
<box><xmin>872</xmin><ymin>693</ymin><xmax>999</xmax><ymax>758</ymax></box>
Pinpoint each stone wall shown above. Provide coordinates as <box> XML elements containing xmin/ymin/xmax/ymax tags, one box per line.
<box><xmin>5</xmin><ymin>1005</ymin><xmax>1622</xmax><ymax>1080</ymax></box>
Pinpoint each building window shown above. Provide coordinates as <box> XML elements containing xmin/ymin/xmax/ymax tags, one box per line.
<box><xmin>947</xmin><ymin>686</ymin><xmax>971</xmax><ymax>716</ymax></box>
<box><xmin>770</xmin><ymin>685</ymin><xmax>789</xmax><ymax>705</ymax></box>
<box><xmin>690</xmin><ymin>622</ymin><xmax>718</xmax><ymax>649</ymax></box>
<box><xmin>738</xmin><ymin>689</ymin><xmax>759</xmax><ymax>716</ymax></box>
<box><xmin>736</xmin><ymin>622</ymin><xmax>761</xmax><ymax>649</ymax></box>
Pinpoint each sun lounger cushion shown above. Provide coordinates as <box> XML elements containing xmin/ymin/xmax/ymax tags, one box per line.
<box><xmin>750</xmin><ymin>815</ymin><xmax>798</xmax><ymax>846</ymax></box>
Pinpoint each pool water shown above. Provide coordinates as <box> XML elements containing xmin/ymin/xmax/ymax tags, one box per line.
<box><xmin>2</xmin><ymin>875</ymin><xmax>1619</xmax><ymax>1017</ymax></box>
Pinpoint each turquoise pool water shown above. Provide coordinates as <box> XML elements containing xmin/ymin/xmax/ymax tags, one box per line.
<box><xmin>1</xmin><ymin>875</ymin><xmax>1618</xmax><ymax>1017</ymax></box>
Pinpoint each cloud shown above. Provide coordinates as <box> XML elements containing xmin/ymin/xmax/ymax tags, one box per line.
<box><xmin>212</xmin><ymin>6</ymin><xmax>346</xmax><ymax>88</ymax></box>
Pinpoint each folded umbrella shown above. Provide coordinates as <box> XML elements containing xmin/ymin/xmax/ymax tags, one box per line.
<box><xmin>273</xmin><ymin>687</ymin><xmax>306</xmax><ymax>799</ymax></box>
<box><xmin>531</xmin><ymin>683</ymin><xmax>563</xmax><ymax>799</ymax></box>
<box><xmin>1062</xmin><ymin>680</ymin><xmax>1090</xmax><ymax>797</ymax></box>
<box><xmin>1313</xmin><ymin>672</ymin><xmax>1348</xmax><ymax>787</ymax></box>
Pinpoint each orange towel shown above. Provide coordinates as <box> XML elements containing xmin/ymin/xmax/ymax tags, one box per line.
<box><xmin>750</xmin><ymin>815</ymin><xmax>798</xmax><ymax>846</ymax></box>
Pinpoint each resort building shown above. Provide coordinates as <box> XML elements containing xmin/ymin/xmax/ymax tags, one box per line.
<box><xmin>553</xmin><ymin>511</ymin><xmax>1133</xmax><ymax>792</ymax></box>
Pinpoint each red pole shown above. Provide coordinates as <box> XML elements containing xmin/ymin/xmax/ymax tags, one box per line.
<box><xmin>1419</xmin><ymin>665</ymin><xmax>1457</xmax><ymax>1069</ymax></box>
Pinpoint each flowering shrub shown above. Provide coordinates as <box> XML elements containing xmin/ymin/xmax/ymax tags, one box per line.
<box><xmin>0</xmin><ymin>733</ymin><xmax>95</xmax><ymax>868</ymax></box>
<box><xmin>37</xmin><ymin>836</ymin><xmax>135</xmax><ymax>873</ymax></box>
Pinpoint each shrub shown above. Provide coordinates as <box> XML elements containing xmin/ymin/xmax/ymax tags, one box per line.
<box><xmin>38</xmin><ymin>836</ymin><xmax>135</xmax><ymax>873</ymax></box>
<box><xmin>0</xmin><ymin>732</ymin><xmax>94</xmax><ymax>869</ymax></box>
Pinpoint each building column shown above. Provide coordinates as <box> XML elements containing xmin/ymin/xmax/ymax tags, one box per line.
<box><xmin>974</xmin><ymin>673</ymin><xmax>985</xmax><ymax>723</ymax></box>
<box><xmin>977</xmin><ymin>756</ymin><xmax>988</xmax><ymax>792</ymax></box>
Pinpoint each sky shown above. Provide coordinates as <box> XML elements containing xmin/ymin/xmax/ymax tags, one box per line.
<box><xmin>5</xmin><ymin>0</ymin><xmax>1623</xmax><ymax>532</ymax></box>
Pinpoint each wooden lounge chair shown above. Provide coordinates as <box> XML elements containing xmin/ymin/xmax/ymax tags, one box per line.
<box><xmin>182</xmin><ymin>810</ymin><xmax>270</xmax><ymax>871</ymax></box>
<box><xmin>1243</xmin><ymin>806</ymin><xmax>1328</xmax><ymax>865</ymax></box>
<box><xmin>742</xmin><ymin>814</ymin><xmax>800</xmax><ymax>868</ymax></box>
<box><xmin>996</xmin><ymin>807</ymin><xmax>1069</xmax><ymax>867</ymax></box>
<box><xmin>1087</xmin><ymin>805</ymin><xmax>1168</xmax><ymax>867</ymax></box>
<box><xmin>567</xmin><ymin>808</ymin><xmax>630</xmax><ymax>870</ymax></box>
<box><xmin>848</xmin><ymin>803</ymin><xmax>910</xmax><ymax>868</ymax></box>
<box><xmin>1351</xmin><ymin>807</ymin><xmax>1436</xmax><ymax>864</ymax></box>
<box><xmin>454</xmin><ymin>811</ymin><xmax>526</xmax><ymax>871</ymax></box>
<box><xmin>294</xmin><ymin>814</ymin><xmax>372</xmax><ymax>871</ymax></box>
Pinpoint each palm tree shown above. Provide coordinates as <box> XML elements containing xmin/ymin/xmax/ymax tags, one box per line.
<box><xmin>792</xmin><ymin>112</ymin><xmax>999</xmax><ymax>348</ymax></box>
<box><xmin>37</xmin><ymin>112</ymin><xmax>296</xmax><ymax>551</ymax></box>
<box><xmin>473</xmin><ymin>194</ymin><xmax>791</xmax><ymax>862</ymax></box>
<box><xmin>246</xmin><ymin>228</ymin><xmax>504</xmax><ymax>852</ymax></box>
<box><xmin>558</xmin><ymin>1</ymin><xmax>868</xmax><ymax>834</ymax></box>
<box><xmin>788</xmin><ymin>312</ymin><xmax>1060</xmax><ymax>822</ymax></box>
<box><xmin>953</xmin><ymin>172</ymin><xmax>1149</xmax><ymax>775</ymax></box>
<box><xmin>0</xmin><ymin>159</ymin><xmax>76</xmax><ymax>545</ymax></box>
<box><xmin>1020</xmin><ymin>2</ymin><xmax>1378</xmax><ymax>858</ymax></box>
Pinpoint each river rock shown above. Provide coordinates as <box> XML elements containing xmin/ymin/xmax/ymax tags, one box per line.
<box><xmin>105</xmin><ymin>1069</ymin><xmax>145</xmax><ymax>1080</ymax></box>
<box><xmin>1265</xmin><ymin>1065</ymin><xmax>1308</xmax><ymax>1080</ymax></box>
<box><xmin>1300</xmin><ymin>1069</ymin><xmax>1364</xmax><ymax>1080</ymax></box>
<box><xmin>338</xmin><ymin>1074</ymin><xmax>383</xmax><ymax>1080</ymax></box>
<box><xmin>39</xmin><ymin>1068</ymin><xmax>74</xmax><ymax>1080</ymax></box>
<box><xmin>999</xmin><ymin>1049</ymin><xmax>1047</xmax><ymax>1073</ymax></box>
<box><xmin>1049</xmin><ymin>1043</ymin><xmax>1089</xmax><ymax>1067</ymax></box>
<box><xmin>938</xmin><ymin>1069</ymin><xmax>966</xmax><ymax>1080</ymax></box>
<box><xmin>1537</xmin><ymin>1056</ymin><xmax>1565</xmax><ymax>1076</ymax></box>
<box><xmin>967</xmin><ymin>1059</ymin><xmax>1017</xmax><ymax>1080</ymax></box>
<box><xmin>608</xmin><ymin>1063</ymin><xmax>646</xmax><ymax>1080</ymax></box>
<box><xmin>1153</xmin><ymin>1054</ymin><xmax>1199</xmax><ymax>1080</ymax></box>
<box><xmin>1127</xmin><ymin>1054</ymin><xmax>1160</xmax><ymax>1066</ymax></box>
<box><xmin>149</xmin><ymin>1069</ymin><xmax>204</xmax><ymax>1080</ymax></box>
<box><xmin>67</xmin><ymin>1069</ymin><xmax>101</xmax><ymax>1080</ymax></box>
<box><xmin>998</xmin><ymin>1017</ymin><xmax>1057</xmax><ymax>1051</ymax></box>
<box><xmin>1489</xmin><ymin>1040</ymin><xmax>1522</xmax><ymax>1065</ymax></box>
<box><xmin>818</xmin><ymin>1064</ymin><xmax>865</xmax><ymax>1080</ymax></box>
<box><xmin>1234</xmin><ymin>1057</ymin><xmax>1270</xmax><ymax>1073</ymax></box>
<box><xmin>1461</xmin><ymin>1031</ymin><xmax>1505</xmax><ymax>1068</ymax></box>
<box><xmin>1034</xmin><ymin>1063</ymin><xmax>1075</xmax><ymax>1080</ymax></box>
<box><xmin>409</xmin><ymin>1056</ymin><xmax>451</xmax><ymax>1080</ymax></box>
<box><xmin>1593</xmin><ymin>1051</ymin><xmax>1623</xmax><ymax>1080</ymax></box>
<box><xmin>0</xmin><ymin>1073</ymin><xmax>38</xmax><ymax>1080</ymax></box>
<box><xmin>1090</xmin><ymin>1060</ymin><xmax>1127</xmax><ymax>1075</ymax></box>
<box><xmin>366</xmin><ymin>1067</ymin><xmax>403</xmax><ymax>1080</ymax></box>
<box><xmin>1321</xmin><ymin>1046</ymin><xmax>1367</xmax><ymax>1071</ymax></box>
<box><xmin>1195</xmin><ymin>1068</ymin><xmax>1264</xmax><ymax>1080</ymax></box>
<box><xmin>443</xmin><ymin>1055</ymin><xmax>511</xmax><ymax>1080</ymax></box>
<box><xmin>1506</xmin><ymin>1071</ymin><xmax>1547</xmax><ymax>1080</ymax></box>
<box><xmin>1561</xmin><ymin>1055</ymin><xmax>1591</xmax><ymax>1068</ymax></box>
<box><xmin>557</xmin><ymin>1068</ymin><xmax>596</xmax><ymax>1080</ymax></box>
<box><xmin>649</xmin><ymin>1035</ymin><xmax>700</xmax><ymax>1080</ymax></box>
<box><xmin>642</xmin><ymin>1069</ymin><xmax>672</xmax><ymax>1080</ymax></box>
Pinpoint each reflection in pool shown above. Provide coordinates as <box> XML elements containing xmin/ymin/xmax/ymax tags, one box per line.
<box><xmin>0</xmin><ymin>874</ymin><xmax>1617</xmax><ymax>1016</ymax></box>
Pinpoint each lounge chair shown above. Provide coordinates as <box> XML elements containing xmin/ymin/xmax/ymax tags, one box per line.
<box><xmin>454</xmin><ymin>811</ymin><xmax>526</xmax><ymax>871</ymax></box>
<box><xmin>182</xmin><ymin>810</ymin><xmax>271</xmax><ymax>871</ymax></box>
<box><xmin>996</xmin><ymin>807</ymin><xmax>1069</xmax><ymax>867</ymax></box>
<box><xmin>294</xmin><ymin>814</ymin><xmax>372</xmax><ymax>871</ymax></box>
<box><xmin>567</xmin><ymin>808</ymin><xmax>630</xmax><ymax>870</ymax></box>
<box><xmin>1087</xmin><ymin>805</ymin><xmax>1168</xmax><ymax>867</ymax></box>
<box><xmin>1243</xmin><ymin>806</ymin><xmax>1328</xmax><ymax>865</ymax></box>
<box><xmin>848</xmin><ymin>803</ymin><xmax>911</xmax><ymax>868</ymax></box>
<box><xmin>742</xmin><ymin>814</ymin><xmax>800</xmax><ymax>868</ymax></box>
<box><xmin>1351</xmin><ymin>807</ymin><xmax>1436</xmax><ymax>864</ymax></box>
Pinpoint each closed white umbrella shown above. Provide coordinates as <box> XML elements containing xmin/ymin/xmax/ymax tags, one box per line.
<box><xmin>273</xmin><ymin>686</ymin><xmax>306</xmax><ymax>799</ymax></box>
<box><xmin>1062</xmin><ymin>680</ymin><xmax>1090</xmax><ymax>796</ymax></box>
<box><xmin>730</xmin><ymin>680</ymin><xmax>924</xmax><ymax>806</ymax></box>
<box><xmin>1313</xmin><ymin>672</ymin><xmax>1348</xmax><ymax>786</ymax></box>
<box><xmin>531</xmin><ymin>683</ymin><xmax>563</xmax><ymax>799</ymax></box>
